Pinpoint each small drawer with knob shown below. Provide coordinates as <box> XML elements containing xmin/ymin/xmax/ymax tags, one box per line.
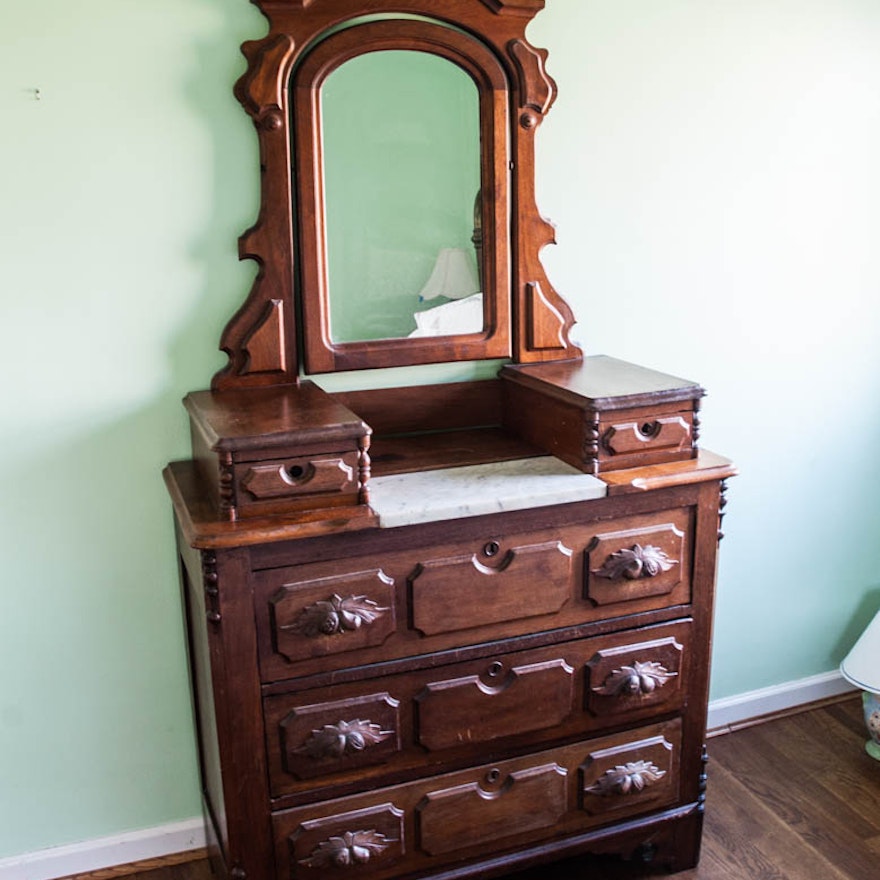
<box><xmin>262</xmin><ymin>620</ymin><xmax>691</xmax><ymax>805</ymax></box>
<box><xmin>596</xmin><ymin>402</ymin><xmax>696</xmax><ymax>472</ymax></box>
<box><xmin>183</xmin><ymin>383</ymin><xmax>371</xmax><ymax>521</ymax></box>
<box><xmin>500</xmin><ymin>357</ymin><xmax>703</xmax><ymax>475</ymax></box>
<box><xmin>233</xmin><ymin>450</ymin><xmax>361</xmax><ymax>516</ymax></box>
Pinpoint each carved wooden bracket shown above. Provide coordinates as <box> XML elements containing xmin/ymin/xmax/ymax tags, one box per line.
<box><xmin>584</xmin><ymin>760</ymin><xmax>667</xmax><ymax>797</ymax></box>
<box><xmin>593</xmin><ymin>544</ymin><xmax>677</xmax><ymax>581</ymax></box>
<box><xmin>296</xmin><ymin>719</ymin><xmax>393</xmax><ymax>760</ymax></box>
<box><xmin>508</xmin><ymin>39</ymin><xmax>556</xmax><ymax>122</ymax></box>
<box><xmin>299</xmin><ymin>829</ymin><xmax>395</xmax><ymax>868</ymax></box>
<box><xmin>593</xmin><ymin>660</ymin><xmax>677</xmax><ymax>697</ymax></box>
<box><xmin>283</xmin><ymin>594</ymin><xmax>389</xmax><ymax>638</ymax></box>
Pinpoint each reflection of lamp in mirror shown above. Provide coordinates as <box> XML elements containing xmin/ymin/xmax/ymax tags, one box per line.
<box><xmin>411</xmin><ymin>247</ymin><xmax>483</xmax><ymax>338</ymax></box>
<box><xmin>840</xmin><ymin>607</ymin><xmax>880</xmax><ymax>760</ymax></box>
<box><xmin>418</xmin><ymin>247</ymin><xmax>480</xmax><ymax>301</ymax></box>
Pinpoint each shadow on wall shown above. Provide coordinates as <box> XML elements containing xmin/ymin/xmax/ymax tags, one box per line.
<box><xmin>836</xmin><ymin>587</ymin><xmax>880</xmax><ymax>663</ymax></box>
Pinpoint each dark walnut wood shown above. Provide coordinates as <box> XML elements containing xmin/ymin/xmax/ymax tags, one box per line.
<box><xmin>164</xmin><ymin>2</ymin><xmax>736</xmax><ymax>879</ymax></box>
<box><xmin>167</xmin><ymin>457</ymin><xmax>734</xmax><ymax>877</ymax></box>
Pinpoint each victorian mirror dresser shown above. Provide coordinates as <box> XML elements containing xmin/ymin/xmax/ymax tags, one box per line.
<box><xmin>164</xmin><ymin>2</ymin><xmax>736</xmax><ymax>878</ymax></box>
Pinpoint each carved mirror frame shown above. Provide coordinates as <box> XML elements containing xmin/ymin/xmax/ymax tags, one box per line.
<box><xmin>213</xmin><ymin>0</ymin><xmax>581</xmax><ymax>390</ymax></box>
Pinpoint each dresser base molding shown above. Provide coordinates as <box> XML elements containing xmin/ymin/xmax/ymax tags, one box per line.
<box><xmin>421</xmin><ymin>803</ymin><xmax>707</xmax><ymax>880</ymax></box>
<box><xmin>200</xmin><ymin>801</ymin><xmax>704</xmax><ymax>880</ymax></box>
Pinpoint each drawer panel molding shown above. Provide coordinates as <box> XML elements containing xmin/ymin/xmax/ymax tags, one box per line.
<box><xmin>580</xmin><ymin>732</ymin><xmax>677</xmax><ymax>816</ymax></box>
<box><xmin>415</xmin><ymin>762</ymin><xmax>568</xmax><ymax>856</ymax></box>
<box><xmin>409</xmin><ymin>539</ymin><xmax>573</xmax><ymax>636</ymax></box>
<box><xmin>281</xmin><ymin>692</ymin><xmax>401</xmax><ymax>780</ymax></box>
<box><xmin>290</xmin><ymin>803</ymin><xmax>404</xmax><ymax>873</ymax></box>
<box><xmin>586</xmin><ymin>522</ymin><xmax>686</xmax><ymax>607</ymax></box>
<box><xmin>415</xmin><ymin>658</ymin><xmax>575</xmax><ymax>751</ymax></box>
<box><xmin>270</xmin><ymin>570</ymin><xmax>396</xmax><ymax>663</ymax></box>
<box><xmin>586</xmin><ymin>635</ymin><xmax>684</xmax><ymax>717</ymax></box>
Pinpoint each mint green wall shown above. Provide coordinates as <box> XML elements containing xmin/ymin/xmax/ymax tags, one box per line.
<box><xmin>527</xmin><ymin>0</ymin><xmax>880</xmax><ymax>698</ymax></box>
<box><xmin>2</xmin><ymin>0</ymin><xmax>880</xmax><ymax>861</ymax></box>
<box><xmin>0</xmin><ymin>0</ymin><xmax>266</xmax><ymax>859</ymax></box>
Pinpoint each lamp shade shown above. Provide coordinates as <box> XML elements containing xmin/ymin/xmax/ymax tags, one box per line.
<box><xmin>418</xmin><ymin>247</ymin><xmax>480</xmax><ymax>301</ymax></box>
<box><xmin>840</xmin><ymin>608</ymin><xmax>880</xmax><ymax>693</ymax></box>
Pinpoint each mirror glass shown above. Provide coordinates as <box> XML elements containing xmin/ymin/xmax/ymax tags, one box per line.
<box><xmin>321</xmin><ymin>50</ymin><xmax>482</xmax><ymax>343</ymax></box>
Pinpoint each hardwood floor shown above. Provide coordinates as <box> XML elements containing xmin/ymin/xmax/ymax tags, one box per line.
<box><xmin>71</xmin><ymin>696</ymin><xmax>879</xmax><ymax>880</ymax></box>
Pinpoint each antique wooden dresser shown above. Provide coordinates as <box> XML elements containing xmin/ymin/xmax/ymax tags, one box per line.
<box><xmin>164</xmin><ymin>2</ymin><xmax>735</xmax><ymax>879</ymax></box>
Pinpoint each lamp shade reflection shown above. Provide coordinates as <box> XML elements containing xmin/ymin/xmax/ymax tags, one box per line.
<box><xmin>418</xmin><ymin>248</ymin><xmax>480</xmax><ymax>301</ymax></box>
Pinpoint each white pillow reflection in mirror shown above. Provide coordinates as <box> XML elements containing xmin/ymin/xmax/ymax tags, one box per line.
<box><xmin>409</xmin><ymin>293</ymin><xmax>483</xmax><ymax>337</ymax></box>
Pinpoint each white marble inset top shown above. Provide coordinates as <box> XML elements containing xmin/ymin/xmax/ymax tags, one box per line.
<box><xmin>368</xmin><ymin>456</ymin><xmax>607</xmax><ymax>528</ymax></box>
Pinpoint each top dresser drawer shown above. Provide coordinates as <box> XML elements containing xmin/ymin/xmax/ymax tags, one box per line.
<box><xmin>253</xmin><ymin>506</ymin><xmax>693</xmax><ymax>682</ymax></box>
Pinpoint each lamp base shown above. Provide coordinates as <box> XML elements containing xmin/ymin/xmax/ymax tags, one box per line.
<box><xmin>861</xmin><ymin>691</ymin><xmax>880</xmax><ymax>760</ymax></box>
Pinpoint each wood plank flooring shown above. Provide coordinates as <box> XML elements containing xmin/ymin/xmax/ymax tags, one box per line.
<box><xmin>70</xmin><ymin>696</ymin><xmax>879</xmax><ymax>880</ymax></box>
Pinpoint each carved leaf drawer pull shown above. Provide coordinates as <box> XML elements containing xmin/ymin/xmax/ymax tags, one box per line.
<box><xmin>297</xmin><ymin>719</ymin><xmax>393</xmax><ymax>760</ymax></box>
<box><xmin>594</xmin><ymin>661</ymin><xmax>677</xmax><ymax>697</ymax></box>
<box><xmin>594</xmin><ymin>544</ymin><xmax>676</xmax><ymax>581</ymax></box>
<box><xmin>585</xmin><ymin>760</ymin><xmax>666</xmax><ymax>796</ymax></box>
<box><xmin>300</xmin><ymin>829</ymin><xmax>394</xmax><ymax>868</ymax></box>
<box><xmin>285</xmin><ymin>594</ymin><xmax>389</xmax><ymax>638</ymax></box>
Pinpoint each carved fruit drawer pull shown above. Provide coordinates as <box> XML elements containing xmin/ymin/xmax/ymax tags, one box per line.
<box><xmin>594</xmin><ymin>661</ymin><xmax>677</xmax><ymax>697</ymax></box>
<box><xmin>296</xmin><ymin>719</ymin><xmax>393</xmax><ymax>760</ymax></box>
<box><xmin>594</xmin><ymin>544</ymin><xmax>676</xmax><ymax>580</ymax></box>
<box><xmin>299</xmin><ymin>830</ymin><xmax>394</xmax><ymax>868</ymax></box>
<box><xmin>285</xmin><ymin>594</ymin><xmax>389</xmax><ymax>638</ymax></box>
<box><xmin>585</xmin><ymin>760</ymin><xmax>666</xmax><ymax>796</ymax></box>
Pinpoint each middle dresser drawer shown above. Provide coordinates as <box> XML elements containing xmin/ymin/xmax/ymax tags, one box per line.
<box><xmin>263</xmin><ymin>619</ymin><xmax>690</xmax><ymax>805</ymax></box>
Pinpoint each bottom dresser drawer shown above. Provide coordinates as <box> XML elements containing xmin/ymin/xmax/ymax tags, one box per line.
<box><xmin>274</xmin><ymin>719</ymin><xmax>681</xmax><ymax>880</ymax></box>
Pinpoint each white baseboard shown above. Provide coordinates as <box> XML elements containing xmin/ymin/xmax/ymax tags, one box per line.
<box><xmin>0</xmin><ymin>818</ymin><xmax>206</xmax><ymax>880</ymax></box>
<box><xmin>707</xmin><ymin>669</ymin><xmax>856</xmax><ymax>731</ymax></box>
<box><xmin>1</xmin><ymin>671</ymin><xmax>857</xmax><ymax>880</ymax></box>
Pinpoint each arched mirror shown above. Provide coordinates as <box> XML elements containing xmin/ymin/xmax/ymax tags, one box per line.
<box><xmin>213</xmin><ymin>0</ymin><xmax>580</xmax><ymax>390</ymax></box>
<box><xmin>294</xmin><ymin>20</ymin><xmax>511</xmax><ymax>373</ymax></box>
